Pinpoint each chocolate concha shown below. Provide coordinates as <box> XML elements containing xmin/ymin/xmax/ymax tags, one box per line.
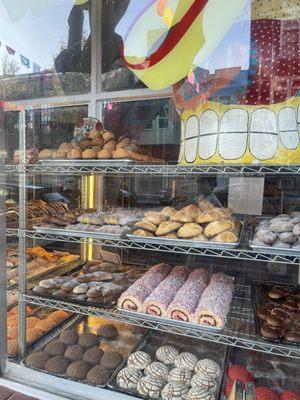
<box><xmin>187</xmin><ymin>387</ymin><xmax>216</xmax><ymax>400</ymax></box>
<box><xmin>174</xmin><ymin>352</ymin><xmax>198</xmax><ymax>371</ymax></box>
<box><xmin>191</xmin><ymin>373</ymin><xmax>217</xmax><ymax>393</ymax></box>
<box><xmin>168</xmin><ymin>367</ymin><xmax>192</xmax><ymax>386</ymax></box>
<box><xmin>117</xmin><ymin>367</ymin><xmax>143</xmax><ymax>390</ymax></box>
<box><xmin>127</xmin><ymin>351</ymin><xmax>151</xmax><ymax>370</ymax></box>
<box><xmin>194</xmin><ymin>359</ymin><xmax>220</xmax><ymax>379</ymax></box>
<box><xmin>145</xmin><ymin>362</ymin><xmax>169</xmax><ymax>380</ymax></box>
<box><xmin>137</xmin><ymin>375</ymin><xmax>164</xmax><ymax>399</ymax></box>
<box><xmin>161</xmin><ymin>382</ymin><xmax>189</xmax><ymax>400</ymax></box>
<box><xmin>156</xmin><ymin>346</ymin><xmax>179</xmax><ymax>365</ymax></box>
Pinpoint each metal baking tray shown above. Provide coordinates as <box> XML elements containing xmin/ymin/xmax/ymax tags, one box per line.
<box><xmin>108</xmin><ymin>330</ymin><xmax>228</xmax><ymax>400</ymax></box>
<box><xmin>8</xmin><ymin>307</ymin><xmax>75</xmax><ymax>359</ymax></box>
<box><xmin>127</xmin><ymin>231</ymin><xmax>241</xmax><ymax>250</ymax></box>
<box><xmin>117</xmin><ymin>308</ymin><xmax>223</xmax><ymax>332</ymax></box>
<box><xmin>22</xmin><ymin>315</ymin><xmax>147</xmax><ymax>388</ymax></box>
<box><xmin>251</xmin><ymin>280</ymin><xmax>300</xmax><ymax>347</ymax></box>
<box><xmin>37</xmin><ymin>159</ymin><xmax>157</xmax><ymax>166</ymax></box>
<box><xmin>33</xmin><ymin>225</ymin><xmax>128</xmax><ymax>240</ymax></box>
<box><xmin>7</xmin><ymin>257</ymin><xmax>81</xmax><ymax>290</ymax></box>
<box><xmin>249</xmin><ymin>233</ymin><xmax>300</xmax><ymax>257</ymax></box>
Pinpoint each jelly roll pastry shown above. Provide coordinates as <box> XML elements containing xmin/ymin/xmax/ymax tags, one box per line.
<box><xmin>117</xmin><ymin>263</ymin><xmax>171</xmax><ymax>311</ymax></box>
<box><xmin>166</xmin><ymin>268</ymin><xmax>210</xmax><ymax>322</ymax></box>
<box><xmin>194</xmin><ymin>273</ymin><xmax>234</xmax><ymax>328</ymax></box>
<box><xmin>142</xmin><ymin>266</ymin><xmax>191</xmax><ymax>317</ymax></box>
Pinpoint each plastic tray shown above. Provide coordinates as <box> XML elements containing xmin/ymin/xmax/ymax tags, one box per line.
<box><xmin>22</xmin><ymin>315</ymin><xmax>147</xmax><ymax>388</ymax></box>
<box><xmin>251</xmin><ymin>280</ymin><xmax>300</xmax><ymax>347</ymax></box>
<box><xmin>33</xmin><ymin>225</ymin><xmax>128</xmax><ymax>240</ymax></box>
<box><xmin>118</xmin><ymin>308</ymin><xmax>223</xmax><ymax>332</ymax></box>
<box><xmin>108</xmin><ymin>330</ymin><xmax>228</xmax><ymax>400</ymax></box>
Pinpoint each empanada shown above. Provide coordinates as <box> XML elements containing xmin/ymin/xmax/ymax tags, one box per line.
<box><xmin>135</xmin><ymin>219</ymin><xmax>157</xmax><ymax>233</ymax></box>
<box><xmin>196</xmin><ymin>208</ymin><xmax>231</xmax><ymax>224</ymax></box>
<box><xmin>180</xmin><ymin>204</ymin><xmax>202</xmax><ymax>219</ymax></box>
<box><xmin>204</xmin><ymin>220</ymin><xmax>235</xmax><ymax>238</ymax></box>
<box><xmin>156</xmin><ymin>221</ymin><xmax>182</xmax><ymax>236</ymax></box>
<box><xmin>144</xmin><ymin>211</ymin><xmax>167</xmax><ymax>225</ymax></box>
<box><xmin>133</xmin><ymin>229</ymin><xmax>154</xmax><ymax>237</ymax></box>
<box><xmin>170</xmin><ymin>211</ymin><xmax>194</xmax><ymax>223</ymax></box>
<box><xmin>177</xmin><ymin>223</ymin><xmax>203</xmax><ymax>239</ymax></box>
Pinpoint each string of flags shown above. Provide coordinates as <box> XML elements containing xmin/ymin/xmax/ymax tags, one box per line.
<box><xmin>0</xmin><ymin>41</ymin><xmax>41</xmax><ymax>72</ymax></box>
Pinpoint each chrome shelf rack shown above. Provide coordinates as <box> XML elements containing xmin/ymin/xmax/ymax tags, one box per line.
<box><xmin>25</xmin><ymin>230</ymin><xmax>300</xmax><ymax>265</ymax></box>
<box><xmin>24</xmin><ymin>162</ymin><xmax>300</xmax><ymax>176</ymax></box>
<box><xmin>24</xmin><ymin>285</ymin><xmax>300</xmax><ymax>359</ymax></box>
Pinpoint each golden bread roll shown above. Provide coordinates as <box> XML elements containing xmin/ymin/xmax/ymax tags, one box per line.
<box><xmin>180</xmin><ymin>204</ymin><xmax>202</xmax><ymax>219</ymax></box>
<box><xmin>170</xmin><ymin>211</ymin><xmax>194</xmax><ymax>223</ymax></box>
<box><xmin>88</xmin><ymin>129</ymin><xmax>102</xmax><ymax>139</ymax></box>
<box><xmin>113</xmin><ymin>148</ymin><xmax>130</xmax><ymax>159</ymax></box>
<box><xmin>156</xmin><ymin>221</ymin><xmax>182</xmax><ymax>236</ymax></box>
<box><xmin>52</xmin><ymin>150</ymin><xmax>67</xmax><ymax>159</ymax></box>
<box><xmin>102</xmin><ymin>130</ymin><xmax>115</xmax><ymax>141</ymax></box>
<box><xmin>67</xmin><ymin>148</ymin><xmax>82</xmax><ymax>159</ymax></box>
<box><xmin>145</xmin><ymin>211</ymin><xmax>167</xmax><ymax>225</ymax></box>
<box><xmin>133</xmin><ymin>229</ymin><xmax>154</xmax><ymax>237</ymax></box>
<box><xmin>97</xmin><ymin>149</ymin><xmax>112</xmax><ymax>159</ymax></box>
<box><xmin>103</xmin><ymin>140</ymin><xmax>117</xmax><ymax>151</ymax></box>
<box><xmin>91</xmin><ymin>137</ymin><xmax>104</xmax><ymax>146</ymax></box>
<box><xmin>26</xmin><ymin>328</ymin><xmax>43</xmax><ymax>344</ymax></box>
<box><xmin>177</xmin><ymin>223</ymin><xmax>203</xmax><ymax>239</ymax></box>
<box><xmin>82</xmin><ymin>149</ymin><xmax>97</xmax><ymax>159</ymax></box>
<box><xmin>196</xmin><ymin>208</ymin><xmax>231</xmax><ymax>224</ymax></box>
<box><xmin>78</xmin><ymin>139</ymin><xmax>91</xmax><ymax>150</ymax></box>
<box><xmin>8</xmin><ymin>340</ymin><xmax>18</xmax><ymax>356</ymax></box>
<box><xmin>38</xmin><ymin>149</ymin><xmax>53</xmax><ymax>159</ymax></box>
<box><xmin>161</xmin><ymin>207</ymin><xmax>177</xmax><ymax>218</ymax></box>
<box><xmin>8</xmin><ymin>325</ymin><xmax>18</xmax><ymax>340</ymax></box>
<box><xmin>58</xmin><ymin>142</ymin><xmax>73</xmax><ymax>151</ymax></box>
<box><xmin>135</xmin><ymin>220</ymin><xmax>157</xmax><ymax>233</ymax></box>
<box><xmin>211</xmin><ymin>231</ymin><xmax>239</xmax><ymax>243</ymax></box>
<box><xmin>198</xmin><ymin>199</ymin><xmax>215</xmax><ymax>212</ymax></box>
<box><xmin>130</xmin><ymin>152</ymin><xmax>143</xmax><ymax>161</ymax></box>
<box><xmin>204</xmin><ymin>220</ymin><xmax>235</xmax><ymax>238</ymax></box>
<box><xmin>192</xmin><ymin>233</ymin><xmax>209</xmax><ymax>241</ymax></box>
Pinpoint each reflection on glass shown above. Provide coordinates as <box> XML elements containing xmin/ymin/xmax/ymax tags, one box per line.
<box><xmin>0</xmin><ymin>0</ymin><xmax>91</xmax><ymax>100</ymax></box>
<box><xmin>103</xmin><ymin>98</ymin><xmax>180</xmax><ymax>161</ymax></box>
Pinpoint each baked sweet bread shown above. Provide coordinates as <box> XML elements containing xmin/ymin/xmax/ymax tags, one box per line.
<box><xmin>168</xmin><ymin>367</ymin><xmax>192</xmax><ymax>386</ymax></box>
<box><xmin>156</xmin><ymin>221</ymin><xmax>182</xmax><ymax>236</ymax></box>
<box><xmin>67</xmin><ymin>148</ymin><xmax>82</xmax><ymax>159</ymax></box>
<box><xmin>196</xmin><ymin>208</ymin><xmax>230</xmax><ymax>224</ymax></box>
<box><xmin>113</xmin><ymin>148</ymin><xmax>130</xmax><ymax>159</ymax></box>
<box><xmin>174</xmin><ymin>352</ymin><xmax>198</xmax><ymax>371</ymax></box>
<box><xmin>204</xmin><ymin>220</ymin><xmax>235</xmax><ymax>238</ymax></box>
<box><xmin>181</xmin><ymin>205</ymin><xmax>202</xmax><ymax>219</ymax></box>
<box><xmin>137</xmin><ymin>375</ymin><xmax>164</xmax><ymax>399</ymax></box>
<box><xmin>198</xmin><ymin>199</ymin><xmax>215</xmax><ymax>212</ymax></box>
<box><xmin>177</xmin><ymin>223</ymin><xmax>203</xmax><ymax>239</ymax></box>
<box><xmin>38</xmin><ymin>149</ymin><xmax>53</xmax><ymax>159</ymax></box>
<box><xmin>117</xmin><ymin>367</ymin><xmax>143</xmax><ymax>390</ymax></box>
<box><xmin>82</xmin><ymin>149</ymin><xmax>97</xmax><ymax>159</ymax></box>
<box><xmin>97</xmin><ymin>149</ymin><xmax>112</xmax><ymax>159</ymax></box>
<box><xmin>145</xmin><ymin>211</ymin><xmax>167</xmax><ymax>225</ymax></box>
<box><xmin>170</xmin><ymin>211</ymin><xmax>194</xmax><ymax>223</ymax></box>
<box><xmin>133</xmin><ymin>229</ymin><xmax>154</xmax><ymax>237</ymax></box>
<box><xmin>161</xmin><ymin>207</ymin><xmax>177</xmax><ymax>218</ymax></box>
<box><xmin>135</xmin><ymin>219</ymin><xmax>157</xmax><ymax>233</ymax></box>
<box><xmin>127</xmin><ymin>351</ymin><xmax>151</xmax><ymax>370</ymax></box>
<box><xmin>156</xmin><ymin>346</ymin><xmax>179</xmax><ymax>365</ymax></box>
<box><xmin>210</xmin><ymin>230</ymin><xmax>239</xmax><ymax>243</ymax></box>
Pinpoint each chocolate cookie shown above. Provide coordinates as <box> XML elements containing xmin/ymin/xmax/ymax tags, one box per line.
<box><xmin>100</xmin><ymin>351</ymin><xmax>123</xmax><ymax>370</ymax></box>
<box><xmin>97</xmin><ymin>324</ymin><xmax>118</xmax><ymax>339</ymax></box>
<box><xmin>87</xmin><ymin>365</ymin><xmax>111</xmax><ymax>385</ymax></box>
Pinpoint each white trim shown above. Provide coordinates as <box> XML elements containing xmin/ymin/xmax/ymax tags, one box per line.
<box><xmin>3</xmin><ymin>95</ymin><xmax>91</xmax><ymax>111</ymax></box>
<box><xmin>97</xmin><ymin>87</ymin><xmax>173</xmax><ymax>102</ymax></box>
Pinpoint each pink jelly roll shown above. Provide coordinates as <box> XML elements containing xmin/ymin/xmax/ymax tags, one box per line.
<box><xmin>194</xmin><ymin>273</ymin><xmax>234</xmax><ymax>328</ymax></box>
<box><xmin>142</xmin><ymin>265</ymin><xmax>191</xmax><ymax>317</ymax></box>
<box><xmin>166</xmin><ymin>268</ymin><xmax>210</xmax><ymax>322</ymax></box>
<box><xmin>117</xmin><ymin>263</ymin><xmax>171</xmax><ymax>311</ymax></box>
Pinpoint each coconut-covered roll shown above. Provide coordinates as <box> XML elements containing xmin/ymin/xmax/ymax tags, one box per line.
<box><xmin>194</xmin><ymin>273</ymin><xmax>234</xmax><ymax>328</ymax></box>
<box><xmin>142</xmin><ymin>266</ymin><xmax>190</xmax><ymax>317</ymax></box>
<box><xmin>117</xmin><ymin>263</ymin><xmax>171</xmax><ymax>311</ymax></box>
<box><xmin>166</xmin><ymin>269</ymin><xmax>209</xmax><ymax>322</ymax></box>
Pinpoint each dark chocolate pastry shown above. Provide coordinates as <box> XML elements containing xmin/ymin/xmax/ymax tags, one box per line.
<box><xmin>86</xmin><ymin>365</ymin><xmax>111</xmax><ymax>385</ymax></box>
<box><xmin>83</xmin><ymin>346</ymin><xmax>104</xmax><ymax>365</ymax></box>
<box><xmin>260</xmin><ymin>324</ymin><xmax>283</xmax><ymax>339</ymax></box>
<box><xmin>97</xmin><ymin>324</ymin><xmax>118</xmax><ymax>339</ymax></box>
<box><xmin>66</xmin><ymin>360</ymin><xmax>91</xmax><ymax>380</ymax></box>
<box><xmin>44</xmin><ymin>340</ymin><xmax>66</xmax><ymax>357</ymax></box>
<box><xmin>45</xmin><ymin>356</ymin><xmax>70</xmax><ymax>375</ymax></box>
<box><xmin>64</xmin><ymin>345</ymin><xmax>85</xmax><ymax>362</ymax></box>
<box><xmin>78</xmin><ymin>332</ymin><xmax>99</xmax><ymax>348</ymax></box>
<box><xmin>26</xmin><ymin>351</ymin><xmax>50</xmax><ymax>369</ymax></box>
<box><xmin>100</xmin><ymin>351</ymin><xmax>123</xmax><ymax>370</ymax></box>
<box><xmin>59</xmin><ymin>329</ymin><xmax>79</xmax><ymax>346</ymax></box>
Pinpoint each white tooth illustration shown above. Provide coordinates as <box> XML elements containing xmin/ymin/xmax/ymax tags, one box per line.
<box><xmin>185</xmin><ymin>115</ymin><xmax>198</xmax><ymax>163</ymax></box>
<box><xmin>250</xmin><ymin>108</ymin><xmax>278</xmax><ymax>160</ymax></box>
<box><xmin>219</xmin><ymin>108</ymin><xmax>248</xmax><ymax>160</ymax></box>
<box><xmin>279</xmin><ymin>107</ymin><xmax>299</xmax><ymax>150</ymax></box>
<box><xmin>198</xmin><ymin>110</ymin><xmax>218</xmax><ymax>159</ymax></box>
<box><xmin>178</xmin><ymin>120</ymin><xmax>185</xmax><ymax>163</ymax></box>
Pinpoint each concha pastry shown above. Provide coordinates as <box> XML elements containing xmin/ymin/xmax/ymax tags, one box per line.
<box><xmin>45</xmin><ymin>356</ymin><xmax>70</xmax><ymax>375</ymax></box>
<box><xmin>162</xmin><ymin>382</ymin><xmax>189</xmax><ymax>400</ymax></box>
<box><xmin>168</xmin><ymin>367</ymin><xmax>192</xmax><ymax>386</ymax></box>
<box><xmin>187</xmin><ymin>387</ymin><xmax>216</xmax><ymax>400</ymax></box>
<box><xmin>26</xmin><ymin>351</ymin><xmax>50</xmax><ymax>369</ymax></box>
<box><xmin>137</xmin><ymin>375</ymin><xmax>164</xmax><ymax>399</ymax></box>
<box><xmin>127</xmin><ymin>351</ymin><xmax>151</xmax><ymax>370</ymax></box>
<box><xmin>156</xmin><ymin>346</ymin><xmax>179</xmax><ymax>365</ymax></box>
<box><xmin>78</xmin><ymin>332</ymin><xmax>99</xmax><ymax>348</ymax></box>
<box><xmin>194</xmin><ymin>359</ymin><xmax>220</xmax><ymax>379</ymax></box>
<box><xmin>191</xmin><ymin>373</ymin><xmax>217</xmax><ymax>393</ymax></box>
<box><xmin>117</xmin><ymin>367</ymin><xmax>143</xmax><ymax>390</ymax></box>
<box><xmin>66</xmin><ymin>360</ymin><xmax>91</xmax><ymax>380</ymax></box>
<box><xmin>145</xmin><ymin>362</ymin><xmax>169</xmax><ymax>380</ymax></box>
<box><xmin>174</xmin><ymin>352</ymin><xmax>198</xmax><ymax>371</ymax></box>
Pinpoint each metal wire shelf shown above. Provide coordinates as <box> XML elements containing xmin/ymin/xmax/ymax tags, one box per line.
<box><xmin>25</xmin><ymin>230</ymin><xmax>300</xmax><ymax>264</ymax></box>
<box><xmin>24</xmin><ymin>162</ymin><xmax>300</xmax><ymax>176</ymax></box>
<box><xmin>24</xmin><ymin>285</ymin><xmax>300</xmax><ymax>359</ymax></box>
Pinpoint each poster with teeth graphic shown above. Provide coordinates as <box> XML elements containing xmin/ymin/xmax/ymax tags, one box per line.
<box><xmin>116</xmin><ymin>0</ymin><xmax>300</xmax><ymax>165</ymax></box>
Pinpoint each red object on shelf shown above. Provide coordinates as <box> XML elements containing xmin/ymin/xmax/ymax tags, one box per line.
<box><xmin>256</xmin><ymin>386</ymin><xmax>279</xmax><ymax>400</ymax></box>
<box><xmin>280</xmin><ymin>391</ymin><xmax>300</xmax><ymax>400</ymax></box>
<box><xmin>225</xmin><ymin>381</ymin><xmax>234</xmax><ymax>397</ymax></box>
<box><xmin>228</xmin><ymin>365</ymin><xmax>254</xmax><ymax>383</ymax></box>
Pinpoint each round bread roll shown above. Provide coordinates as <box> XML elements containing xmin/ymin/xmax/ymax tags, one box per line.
<box><xmin>102</xmin><ymin>130</ymin><xmax>115</xmax><ymax>141</ymax></box>
<box><xmin>103</xmin><ymin>140</ymin><xmax>117</xmax><ymax>151</ymax></box>
<box><xmin>112</xmin><ymin>148</ymin><xmax>130</xmax><ymax>159</ymax></box>
<box><xmin>170</xmin><ymin>211</ymin><xmax>194</xmax><ymax>223</ymax></box>
<box><xmin>145</xmin><ymin>362</ymin><xmax>169</xmax><ymax>380</ymax></box>
<box><xmin>97</xmin><ymin>149</ymin><xmax>112</xmax><ymax>159</ymax></box>
<box><xmin>59</xmin><ymin>142</ymin><xmax>73</xmax><ymax>151</ymax></box>
<box><xmin>8</xmin><ymin>325</ymin><xmax>18</xmax><ymax>340</ymax></box>
<box><xmin>64</xmin><ymin>344</ymin><xmax>85</xmax><ymax>362</ymax></box>
<box><xmin>82</xmin><ymin>149</ymin><xmax>97</xmax><ymax>159</ymax></box>
<box><xmin>48</xmin><ymin>311</ymin><xmax>68</xmax><ymax>324</ymax></box>
<box><xmin>91</xmin><ymin>145</ymin><xmax>102</xmax><ymax>153</ymax></box>
<box><xmin>162</xmin><ymin>382</ymin><xmax>189</xmax><ymax>400</ymax></box>
<box><xmin>177</xmin><ymin>223</ymin><xmax>203</xmax><ymax>239</ymax></box>
<box><xmin>78</xmin><ymin>139</ymin><xmax>91</xmax><ymax>151</ymax></box>
<box><xmin>194</xmin><ymin>359</ymin><xmax>221</xmax><ymax>378</ymax></box>
<box><xmin>191</xmin><ymin>373</ymin><xmax>217</xmax><ymax>393</ymax></box>
<box><xmin>38</xmin><ymin>149</ymin><xmax>53</xmax><ymax>159</ymax></box>
<box><xmin>78</xmin><ymin>332</ymin><xmax>99</xmax><ymax>348</ymax></box>
<box><xmin>26</xmin><ymin>328</ymin><xmax>43</xmax><ymax>344</ymax></box>
<box><xmin>145</xmin><ymin>211</ymin><xmax>167</xmax><ymax>225</ymax></box>
<box><xmin>156</xmin><ymin>221</ymin><xmax>182</xmax><ymax>236</ymax></box>
<box><xmin>26</xmin><ymin>316</ymin><xmax>41</xmax><ymax>329</ymax></box>
<box><xmin>91</xmin><ymin>137</ymin><xmax>104</xmax><ymax>146</ymax></box>
<box><xmin>52</xmin><ymin>150</ymin><xmax>67</xmax><ymax>159</ymax></box>
<box><xmin>100</xmin><ymin>351</ymin><xmax>123</xmax><ymax>370</ymax></box>
<box><xmin>156</xmin><ymin>346</ymin><xmax>179</xmax><ymax>365</ymax></box>
<box><xmin>133</xmin><ymin>229</ymin><xmax>154</xmax><ymax>237</ymax></box>
<box><xmin>174</xmin><ymin>352</ymin><xmax>198</xmax><ymax>371</ymax></box>
<box><xmin>26</xmin><ymin>351</ymin><xmax>50</xmax><ymax>369</ymax></box>
<box><xmin>67</xmin><ymin>148</ymin><xmax>82</xmax><ymax>159</ymax></box>
<box><xmin>66</xmin><ymin>360</ymin><xmax>91</xmax><ymax>380</ymax></box>
<box><xmin>87</xmin><ymin>365</ymin><xmax>111</xmax><ymax>385</ymax></box>
<box><xmin>135</xmin><ymin>219</ymin><xmax>157</xmax><ymax>233</ymax></box>
<box><xmin>44</xmin><ymin>340</ymin><xmax>66</xmax><ymax>356</ymax></box>
<box><xmin>117</xmin><ymin>367</ymin><xmax>143</xmax><ymax>390</ymax></box>
<box><xmin>137</xmin><ymin>375</ymin><xmax>164</xmax><ymax>399</ymax></box>
<box><xmin>127</xmin><ymin>351</ymin><xmax>151</xmax><ymax>370</ymax></box>
<box><xmin>168</xmin><ymin>367</ymin><xmax>192</xmax><ymax>386</ymax></box>
<box><xmin>45</xmin><ymin>356</ymin><xmax>70</xmax><ymax>375</ymax></box>
<box><xmin>8</xmin><ymin>340</ymin><xmax>18</xmax><ymax>356</ymax></box>
<box><xmin>83</xmin><ymin>346</ymin><xmax>104</xmax><ymax>365</ymax></box>
<box><xmin>35</xmin><ymin>319</ymin><xmax>56</xmax><ymax>333</ymax></box>
<box><xmin>88</xmin><ymin>129</ymin><xmax>102</xmax><ymax>139</ymax></box>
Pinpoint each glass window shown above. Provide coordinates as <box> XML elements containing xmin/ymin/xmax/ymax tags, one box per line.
<box><xmin>102</xmin><ymin>98</ymin><xmax>180</xmax><ymax>161</ymax></box>
<box><xmin>0</xmin><ymin>0</ymin><xmax>91</xmax><ymax>101</ymax></box>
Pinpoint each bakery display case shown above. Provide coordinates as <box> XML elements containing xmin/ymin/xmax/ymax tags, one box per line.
<box><xmin>1</xmin><ymin>0</ymin><xmax>300</xmax><ymax>399</ymax></box>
